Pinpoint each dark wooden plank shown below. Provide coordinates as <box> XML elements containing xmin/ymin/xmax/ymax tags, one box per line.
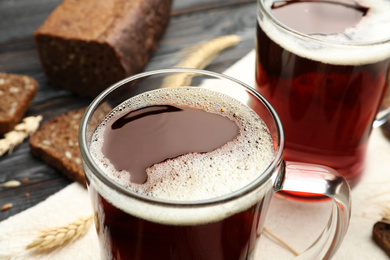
<box><xmin>0</xmin><ymin>0</ymin><xmax>63</xmax><ymax>44</ymax></box>
<box><xmin>171</xmin><ymin>0</ymin><xmax>256</xmax><ymax>16</ymax></box>
<box><xmin>146</xmin><ymin>3</ymin><xmax>257</xmax><ymax>70</ymax></box>
<box><xmin>0</xmin><ymin>0</ymin><xmax>257</xmax><ymax>221</ymax></box>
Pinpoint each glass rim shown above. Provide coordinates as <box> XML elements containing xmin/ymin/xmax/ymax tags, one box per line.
<box><xmin>79</xmin><ymin>68</ymin><xmax>285</xmax><ymax>207</ymax></box>
<box><xmin>257</xmin><ymin>0</ymin><xmax>390</xmax><ymax>47</ymax></box>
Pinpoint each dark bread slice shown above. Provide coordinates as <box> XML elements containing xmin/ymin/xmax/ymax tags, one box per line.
<box><xmin>0</xmin><ymin>72</ymin><xmax>38</xmax><ymax>135</ymax></box>
<box><xmin>30</xmin><ymin>108</ymin><xmax>87</xmax><ymax>186</ymax></box>
<box><xmin>373</xmin><ymin>221</ymin><xmax>390</xmax><ymax>257</ymax></box>
<box><xmin>34</xmin><ymin>0</ymin><xmax>172</xmax><ymax>98</ymax></box>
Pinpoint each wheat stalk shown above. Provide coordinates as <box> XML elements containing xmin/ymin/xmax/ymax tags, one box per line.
<box><xmin>0</xmin><ymin>115</ymin><xmax>42</xmax><ymax>156</ymax></box>
<box><xmin>26</xmin><ymin>215</ymin><xmax>93</xmax><ymax>252</ymax></box>
<box><xmin>263</xmin><ymin>227</ymin><xmax>299</xmax><ymax>256</ymax></box>
<box><xmin>161</xmin><ymin>34</ymin><xmax>242</xmax><ymax>88</ymax></box>
<box><xmin>174</xmin><ymin>34</ymin><xmax>241</xmax><ymax>70</ymax></box>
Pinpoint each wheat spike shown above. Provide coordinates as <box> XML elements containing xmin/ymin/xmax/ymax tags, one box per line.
<box><xmin>380</xmin><ymin>206</ymin><xmax>390</xmax><ymax>224</ymax></box>
<box><xmin>0</xmin><ymin>115</ymin><xmax>42</xmax><ymax>156</ymax></box>
<box><xmin>174</xmin><ymin>34</ymin><xmax>241</xmax><ymax>69</ymax></box>
<box><xmin>161</xmin><ymin>35</ymin><xmax>242</xmax><ymax>88</ymax></box>
<box><xmin>26</xmin><ymin>215</ymin><xmax>93</xmax><ymax>252</ymax></box>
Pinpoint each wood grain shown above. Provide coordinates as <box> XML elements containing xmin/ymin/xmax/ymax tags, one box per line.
<box><xmin>0</xmin><ymin>0</ymin><xmax>257</xmax><ymax>221</ymax></box>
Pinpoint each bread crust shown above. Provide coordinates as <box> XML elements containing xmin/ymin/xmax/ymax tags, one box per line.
<box><xmin>34</xmin><ymin>0</ymin><xmax>172</xmax><ymax>97</ymax></box>
<box><xmin>373</xmin><ymin>221</ymin><xmax>390</xmax><ymax>257</ymax></box>
<box><xmin>0</xmin><ymin>73</ymin><xmax>38</xmax><ymax>135</ymax></box>
<box><xmin>30</xmin><ymin>108</ymin><xmax>87</xmax><ymax>186</ymax></box>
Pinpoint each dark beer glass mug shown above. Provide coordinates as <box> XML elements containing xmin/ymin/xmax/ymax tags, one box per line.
<box><xmin>79</xmin><ymin>69</ymin><xmax>351</xmax><ymax>260</ymax></box>
<box><xmin>255</xmin><ymin>0</ymin><xmax>390</xmax><ymax>198</ymax></box>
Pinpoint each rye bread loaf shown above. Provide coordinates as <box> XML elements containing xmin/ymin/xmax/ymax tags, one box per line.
<box><xmin>34</xmin><ymin>0</ymin><xmax>172</xmax><ymax>98</ymax></box>
<box><xmin>30</xmin><ymin>108</ymin><xmax>87</xmax><ymax>186</ymax></box>
<box><xmin>373</xmin><ymin>221</ymin><xmax>390</xmax><ymax>257</ymax></box>
<box><xmin>0</xmin><ymin>73</ymin><xmax>38</xmax><ymax>135</ymax></box>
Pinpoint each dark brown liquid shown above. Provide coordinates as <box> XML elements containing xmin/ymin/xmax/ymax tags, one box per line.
<box><xmin>89</xmin><ymin>186</ymin><xmax>272</xmax><ymax>260</ymax></box>
<box><xmin>102</xmin><ymin>105</ymin><xmax>239</xmax><ymax>184</ymax></box>
<box><xmin>271</xmin><ymin>0</ymin><xmax>369</xmax><ymax>35</ymax></box>
<box><xmin>91</xmin><ymin>102</ymin><xmax>270</xmax><ymax>259</ymax></box>
<box><xmin>256</xmin><ymin>1</ymin><xmax>389</xmax><ymax>198</ymax></box>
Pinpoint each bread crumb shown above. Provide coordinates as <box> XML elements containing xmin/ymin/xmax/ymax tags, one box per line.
<box><xmin>22</xmin><ymin>177</ymin><xmax>29</xmax><ymax>184</ymax></box>
<box><xmin>1</xmin><ymin>203</ymin><xmax>13</xmax><ymax>211</ymax></box>
<box><xmin>25</xmin><ymin>192</ymin><xmax>30</xmax><ymax>198</ymax></box>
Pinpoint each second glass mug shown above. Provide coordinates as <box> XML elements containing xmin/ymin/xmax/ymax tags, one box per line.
<box><xmin>255</xmin><ymin>0</ymin><xmax>390</xmax><ymax>199</ymax></box>
<box><xmin>79</xmin><ymin>69</ymin><xmax>351</xmax><ymax>260</ymax></box>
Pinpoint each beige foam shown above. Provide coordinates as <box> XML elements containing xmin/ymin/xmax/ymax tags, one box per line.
<box><xmin>261</xmin><ymin>0</ymin><xmax>390</xmax><ymax>65</ymax></box>
<box><xmin>90</xmin><ymin>87</ymin><xmax>275</xmax><ymax>201</ymax></box>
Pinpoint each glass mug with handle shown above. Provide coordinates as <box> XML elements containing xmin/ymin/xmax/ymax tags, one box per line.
<box><xmin>79</xmin><ymin>68</ymin><xmax>351</xmax><ymax>260</ymax></box>
<box><xmin>255</xmin><ymin>0</ymin><xmax>390</xmax><ymax>199</ymax></box>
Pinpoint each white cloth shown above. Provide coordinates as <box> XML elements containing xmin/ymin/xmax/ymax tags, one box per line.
<box><xmin>0</xmin><ymin>183</ymin><xmax>98</xmax><ymax>259</ymax></box>
<box><xmin>0</xmin><ymin>50</ymin><xmax>389</xmax><ymax>259</ymax></box>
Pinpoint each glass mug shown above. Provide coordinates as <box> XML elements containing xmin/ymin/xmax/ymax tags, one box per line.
<box><xmin>255</xmin><ymin>0</ymin><xmax>390</xmax><ymax>199</ymax></box>
<box><xmin>79</xmin><ymin>69</ymin><xmax>351</xmax><ymax>260</ymax></box>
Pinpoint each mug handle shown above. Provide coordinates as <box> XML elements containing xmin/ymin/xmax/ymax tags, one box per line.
<box><xmin>374</xmin><ymin>85</ymin><xmax>390</xmax><ymax>128</ymax></box>
<box><xmin>274</xmin><ymin>161</ymin><xmax>351</xmax><ymax>260</ymax></box>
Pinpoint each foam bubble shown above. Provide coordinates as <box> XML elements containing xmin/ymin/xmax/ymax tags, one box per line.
<box><xmin>261</xmin><ymin>0</ymin><xmax>390</xmax><ymax>65</ymax></box>
<box><xmin>90</xmin><ymin>87</ymin><xmax>275</xmax><ymax>201</ymax></box>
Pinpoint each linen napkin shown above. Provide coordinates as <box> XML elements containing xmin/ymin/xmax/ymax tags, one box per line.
<box><xmin>0</xmin><ymin>50</ymin><xmax>389</xmax><ymax>259</ymax></box>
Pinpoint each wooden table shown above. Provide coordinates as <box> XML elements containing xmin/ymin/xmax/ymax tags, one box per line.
<box><xmin>0</xmin><ymin>0</ymin><xmax>257</xmax><ymax>221</ymax></box>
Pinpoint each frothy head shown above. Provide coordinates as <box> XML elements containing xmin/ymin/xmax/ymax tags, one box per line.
<box><xmin>90</xmin><ymin>87</ymin><xmax>275</xmax><ymax>201</ymax></box>
<box><xmin>261</xmin><ymin>0</ymin><xmax>390</xmax><ymax>65</ymax></box>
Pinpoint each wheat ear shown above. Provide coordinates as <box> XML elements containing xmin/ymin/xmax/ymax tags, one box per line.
<box><xmin>161</xmin><ymin>34</ymin><xmax>241</xmax><ymax>88</ymax></box>
<box><xmin>0</xmin><ymin>115</ymin><xmax>42</xmax><ymax>156</ymax></box>
<box><xmin>26</xmin><ymin>215</ymin><xmax>93</xmax><ymax>252</ymax></box>
<box><xmin>380</xmin><ymin>206</ymin><xmax>390</xmax><ymax>224</ymax></box>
